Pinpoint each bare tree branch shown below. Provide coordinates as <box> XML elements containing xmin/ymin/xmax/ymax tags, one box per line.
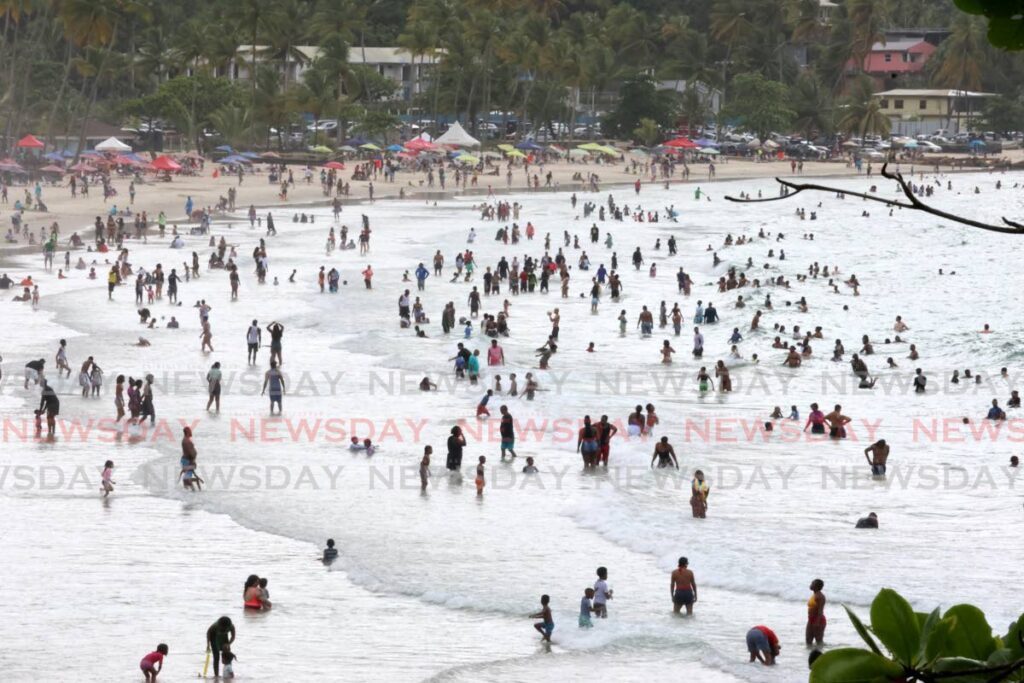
<box><xmin>724</xmin><ymin>163</ymin><xmax>1024</xmax><ymax>235</ymax></box>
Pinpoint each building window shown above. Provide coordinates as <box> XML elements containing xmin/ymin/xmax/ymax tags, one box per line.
<box><xmin>919</xmin><ymin>99</ymin><xmax>927</xmax><ymax>110</ymax></box>
<box><xmin>884</xmin><ymin>53</ymin><xmax>892</xmax><ymax>62</ymax></box>
<box><xmin>894</xmin><ymin>99</ymin><xmax>904</xmax><ymax>110</ymax></box>
<box><xmin>402</xmin><ymin>65</ymin><xmax>411</xmax><ymax>81</ymax></box>
<box><xmin>902</xmin><ymin>52</ymin><xmax>911</xmax><ymax>63</ymax></box>
<box><xmin>880</xmin><ymin>99</ymin><xmax>889</xmax><ymax>109</ymax></box>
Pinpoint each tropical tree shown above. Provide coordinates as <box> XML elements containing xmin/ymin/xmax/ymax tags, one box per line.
<box><xmin>837</xmin><ymin>75</ymin><xmax>891</xmax><ymax>137</ymax></box>
<box><xmin>632</xmin><ymin>117</ymin><xmax>661</xmax><ymax>146</ymax></box>
<box><xmin>790</xmin><ymin>72</ymin><xmax>834</xmax><ymax>138</ymax></box>
<box><xmin>723</xmin><ymin>71</ymin><xmax>794</xmax><ymax>141</ymax></box>
<box><xmin>931</xmin><ymin>14</ymin><xmax>987</xmax><ymax>92</ymax></box>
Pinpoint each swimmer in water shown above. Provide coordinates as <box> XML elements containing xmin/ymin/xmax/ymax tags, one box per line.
<box><xmin>651</xmin><ymin>436</ymin><xmax>679</xmax><ymax>469</ymax></box>
<box><xmin>864</xmin><ymin>439</ymin><xmax>889</xmax><ymax>477</ymax></box>
<box><xmin>671</xmin><ymin>557</ymin><xmax>698</xmax><ymax>615</ymax></box>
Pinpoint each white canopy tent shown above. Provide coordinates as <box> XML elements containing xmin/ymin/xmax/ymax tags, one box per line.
<box><xmin>95</xmin><ymin>136</ymin><xmax>132</xmax><ymax>152</ymax></box>
<box><xmin>433</xmin><ymin>121</ymin><xmax>480</xmax><ymax>147</ymax></box>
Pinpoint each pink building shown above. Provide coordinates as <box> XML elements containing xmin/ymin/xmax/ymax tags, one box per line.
<box><xmin>857</xmin><ymin>39</ymin><xmax>937</xmax><ymax>78</ymax></box>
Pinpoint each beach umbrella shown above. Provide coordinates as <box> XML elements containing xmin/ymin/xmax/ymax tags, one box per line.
<box><xmin>95</xmin><ymin>136</ymin><xmax>132</xmax><ymax>152</ymax></box>
<box><xmin>578</xmin><ymin>142</ymin><xmax>605</xmax><ymax>151</ymax></box>
<box><xmin>396</xmin><ymin>151</ymin><xmax>418</xmax><ymax>159</ymax></box>
<box><xmin>763</xmin><ymin>139</ymin><xmax>780</xmax><ymax>149</ymax></box>
<box><xmin>547</xmin><ymin>145</ymin><xmax>566</xmax><ymax>155</ymax></box>
<box><xmin>0</xmin><ymin>160</ymin><xmax>26</xmax><ymax>173</ymax></box>
<box><xmin>386</xmin><ymin>144</ymin><xmax>404</xmax><ymax>152</ymax></box>
<box><xmin>405</xmin><ymin>138</ymin><xmax>436</xmax><ymax>151</ymax></box>
<box><xmin>497</xmin><ymin>143</ymin><xmax>515</xmax><ymax>153</ymax></box>
<box><xmin>841</xmin><ymin>141</ymin><xmax>859</xmax><ymax>148</ymax></box>
<box><xmin>16</xmin><ymin>134</ymin><xmax>44</xmax><ymax>149</ymax></box>
<box><xmin>337</xmin><ymin>145</ymin><xmax>356</xmax><ymax>153</ymax></box>
<box><xmin>694</xmin><ymin>138</ymin><xmax>719</xmax><ymax>147</ymax></box>
<box><xmin>516</xmin><ymin>141</ymin><xmax>543</xmax><ymax>151</ymax></box>
<box><xmin>240</xmin><ymin>151</ymin><xmax>262</xmax><ymax>159</ymax></box>
<box><xmin>39</xmin><ymin>164</ymin><xmax>65</xmax><ymax>174</ymax></box>
<box><xmin>567</xmin><ymin>148</ymin><xmax>591</xmax><ymax>158</ymax></box>
<box><xmin>150</xmin><ymin>155</ymin><xmax>182</xmax><ymax>171</ymax></box>
<box><xmin>360</xmin><ymin>143</ymin><xmax>381</xmax><ymax>151</ymax></box>
<box><xmin>343</xmin><ymin>137</ymin><xmax>368</xmax><ymax>147</ymax></box>
<box><xmin>506</xmin><ymin>149</ymin><xmax>526</xmax><ymax>158</ymax></box>
<box><xmin>455</xmin><ymin>154</ymin><xmax>480</xmax><ymax>164</ymax></box>
<box><xmin>69</xmin><ymin>162</ymin><xmax>97</xmax><ymax>172</ymax></box>
<box><xmin>323</xmin><ymin>161</ymin><xmax>346</xmax><ymax>170</ymax></box>
<box><xmin>969</xmin><ymin>139</ymin><xmax>986</xmax><ymax>148</ymax></box>
<box><xmin>220</xmin><ymin>154</ymin><xmax>252</xmax><ymax>164</ymax></box>
<box><xmin>215</xmin><ymin>145</ymin><xmax>234</xmax><ymax>153</ymax></box>
<box><xmin>311</xmin><ymin>145</ymin><xmax>333</xmax><ymax>154</ymax></box>
<box><xmin>664</xmin><ymin>137</ymin><xmax>698</xmax><ymax>149</ymax></box>
<box><xmin>597</xmin><ymin>145</ymin><xmax>619</xmax><ymax>155</ymax></box>
<box><xmin>698</xmin><ymin>148</ymin><xmax>720</xmax><ymax>155</ymax></box>
<box><xmin>43</xmin><ymin>151</ymin><xmax>65</xmax><ymax>162</ymax></box>
<box><xmin>260</xmin><ymin>151</ymin><xmax>280</xmax><ymax>159</ymax></box>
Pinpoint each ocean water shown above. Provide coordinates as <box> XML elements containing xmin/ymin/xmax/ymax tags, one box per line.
<box><xmin>1</xmin><ymin>169</ymin><xmax>1022</xmax><ymax>682</ymax></box>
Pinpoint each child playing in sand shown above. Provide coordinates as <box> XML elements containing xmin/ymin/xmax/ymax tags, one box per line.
<box><xmin>139</xmin><ymin>643</ymin><xmax>168</xmax><ymax>681</ymax></box>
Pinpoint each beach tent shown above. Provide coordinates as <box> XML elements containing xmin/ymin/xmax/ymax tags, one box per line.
<box><xmin>455</xmin><ymin>154</ymin><xmax>480</xmax><ymax>164</ymax></box>
<box><xmin>0</xmin><ymin>159</ymin><xmax>26</xmax><ymax>173</ymax></box>
<box><xmin>506</xmin><ymin>149</ymin><xmax>527</xmax><ymax>158</ymax></box>
<box><xmin>323</xmin><ymin>161</ymin><xmax>346</xmax><ymax>170</ymax></box>
<box><xmin>497</xmin><ymin>143</ymin><xmax>515</xmax><ymax>153</ymax></box>
<box><xmin>150</xmin><ymin>155</ymin><xmax>182</xmax><ymax>171</ymax></box>
<box><xmin>337</xmin><ymin>145</ymin><xmax>357</xmax><ymax>153</ymax></box>
<box><xmin>43</xmin><ymin>151</ymin><xmax>66</xmax><ymax>162</ymax></box>
<box><xmin>220</xmin><ymin>154</ymin><xmax>252</xmax><ymax>165</ymax></box>
<box><xmin>567</xmin><ymin>148</ymin><xmax>591</xmax><ymax>158</ymax></box>
<box><xmin>386</xmin><ymin>144</ymin><xmax>404</xmax><ymax>152</ymax></box>
<box><xmin>16</xmin><ymin>134</ymin><xmax>44</xmax><ymax>149</ymax></box>
<box><xmin>360</xmin><ymin>143</ymin><xmax>381</xmax><ymax>151</ymax></box>
<box><xmin>39</xmin><ymin>164</ymin><xmax>66</xmax><ymax>174</ymax></box>
<box><xmin>215</xmin><ymin>145</ymin><xmax>234</xmax><ymax>153</ymax></box>
<box><xmin>434</xmin><ymin>121</ymin><xmax>480</xmax><ymax>147</ymax></box>
<box><xmin>664</xmin><ymin>137</ymin><xmax>698</xmax><ymax>149</ymax></box>
<box><xmin>95</xmin><ymin>136</ymin><xmax>132</xmax><ymax>152</ymax></box>
<box><xmin>578</xmin><ymin>142</ymin><xmax>605</xmax><ymax>151</ymax></box>
<box><xmin>311</xmin><ymin>145</ymin><xmax>333</xmax><ymax>154</ymax></box>
<box><xmin>240</xmin><ymin>151</ymin><xmax>262</xmax><ymax>159</ymax></box>
<box><xmin>343</xmin><ymin>137</ymin><xmax>368</xmax><ymax>147</ymax></box>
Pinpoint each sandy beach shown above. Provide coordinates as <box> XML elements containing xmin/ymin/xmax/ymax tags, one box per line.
<box><xmin>5</xmin><ymin>150</ymin><xmax>1017</xmax><ymax>259</ymax></box>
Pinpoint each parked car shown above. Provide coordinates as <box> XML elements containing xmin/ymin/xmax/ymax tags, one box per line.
<box><xmin>917</xmin><ymin>140</ymin><xmax>942</xmax><ymax>152</ymax></box>
<box><xmin>859</xmin><ymin>148</ymin><xmax>885</xmax><ymax>159</ymax></box>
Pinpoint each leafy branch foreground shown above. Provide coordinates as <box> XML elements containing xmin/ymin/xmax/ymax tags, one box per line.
<box><xmin>811</xmin><ymin>588</ymin><xmax>1024</xmax><ymax>682</ymax></box>
<box><xmin>724</xmin><ymin>163</ymin><xmax>1024</xmax><ymax>235</ymax></box>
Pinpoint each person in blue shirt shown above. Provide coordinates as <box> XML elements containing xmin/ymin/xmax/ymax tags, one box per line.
<box><xmin>987</xmin><ymin>399</ymin><xmax>1006</xmax><ymax>421</ymax></box>
<box><xmin>729</xmin><ymin>327</ymin><xmax>743</xmax><ymax>344</ymax></box>
<box><xmin>415</xmin><ymin>263</ymin><xmax>429</xmax><ymax>291</ymax></box>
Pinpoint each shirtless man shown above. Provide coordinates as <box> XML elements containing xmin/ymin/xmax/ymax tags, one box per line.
<box><xmin>651</xmin><ymin>437</ymin><xmax>679</xmax><ymax>469</ymax></box>
<box><xmin>864</xmin><ymin>439</ymin><xmax>889</xmax><ymax>477</ymax></box>
<box><xmin>670</xmin><ymin>557</ymin><xmax>697</xmax><ymax>615</ymax></box>
<box><xmin>825</xmin><ymin>404</ymin><xmax>851</xmax><ymax>439</ymax></box>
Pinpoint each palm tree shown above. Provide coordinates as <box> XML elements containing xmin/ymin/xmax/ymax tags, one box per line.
<box><xmin>847</xmin><ymin>0</ymin><xmax>887</xmax><ymax>74</ymax></box>
<box><xmin>295</xmin><ymin>61</ymin><xmax>337</xmax><ymax>145</ymax></box>
<box><xmin>260</xmin><ymin>0</ymin><xmax>312</xmax><ymax>93</ymax></box>
<box><xmin>791</xmin><ymin>73</ymin><xmax>834</xmax><ymax>138</ymax></box>
<box><xmin>227</xmin><ymin>0</ymin><xmax>272</xmax><ymax>140</ymax></box>
<box><xmin>398</xmin><ymin>20</ymin><xmax>437</xmax><ymax>110</ymax></box>
<box><xmin>838</xmin><ymin>76</ymin><xmax>890</xmax><ymax>137</ymax></box>
<box><xmin>931</xmin><ymin>15</ymin><xmax>987</xmax><ymax>131</ymax></box>
<box><xmin>209</xmin><ymin>105</ymin><xmax>253</xmax><ymax>149</ymax></box>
